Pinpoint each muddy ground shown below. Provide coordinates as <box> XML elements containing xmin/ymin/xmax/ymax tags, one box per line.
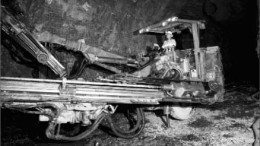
<box><xmin>1</xmin><ymin>83</ymin><xmax>259</xmax><ymax>146</ymax></box>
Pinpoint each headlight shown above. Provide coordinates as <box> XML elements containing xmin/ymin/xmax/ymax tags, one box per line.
<box><xmin>206</xmin><ymin>72</ymin><xmax>216</xmax><ymax>81</ymax></box>
<box><xmin>171</xmin><ymin>17</ymin><xmax>178</xmax><ymax>21</ymax></box>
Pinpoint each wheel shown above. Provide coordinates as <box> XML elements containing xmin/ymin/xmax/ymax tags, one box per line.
<box><xmin>108</xmin><ymin>106</ymin><xmax>145</xmax><ymax>139</ymax></box>
<box><xmin>157</xmin><ymin>62</ymin><xmax>193</xmax><ymax>120</ymax></box>
<box><xmin>169</xmin><ymin>104</ymin><xmax>193</xmax><ymax>120</ymax></box>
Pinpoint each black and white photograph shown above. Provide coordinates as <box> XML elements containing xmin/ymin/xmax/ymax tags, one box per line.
<box><xmin>0</xmin><ymin>0</ymin><xmax>259</xmax><ymax>145</ymax></box>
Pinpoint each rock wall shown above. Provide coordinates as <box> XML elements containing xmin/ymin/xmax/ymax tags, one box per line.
<box><xmin>1</xmin><ymin>0</ymin><xmax>189</xmax><ymax>78</ymax></box>
<box><xmin>1</xmin><ymin>0</ymin><xmax>258</xmax><ymax>83</ymax></box>
<box><xmin>17</xmin><ymin>0</ymin><xmax>188</xmax><ymax>56</ymax></box>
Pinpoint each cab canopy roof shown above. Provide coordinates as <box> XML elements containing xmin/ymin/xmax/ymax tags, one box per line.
<box><xmin>136</xmin><ymin>16</ymin><xmax>205</xmax><ymax>35</ymax></box>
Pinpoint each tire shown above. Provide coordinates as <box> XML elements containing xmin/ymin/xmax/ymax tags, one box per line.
<box><xmin>170</xmin><ymin>105</ymin><xmax>193</xmax><ymax>120</ymax></box>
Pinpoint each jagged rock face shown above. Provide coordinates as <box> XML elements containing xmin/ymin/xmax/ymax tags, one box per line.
<box><xmin>1</xmin><ymin>0</ymin><xmax>189</xmax><ymax>78</ymax></box>
<box><xmin>9</xmin><ymin>0</ymin><xmax>255</xmax><ymax>57</ymax></box>
<box><xmin>1</xmin><ymin>0</ymin><xmax>258</xmax><ymax>82</ymax></box>
<box><xmin>17</xmin><ymin>0</ymin><xmax>189</xmax><ymax>56</ymax></box>
<box><xmin>1</xmin><ymin>45</ymin><xmax>34</xmax><ymax>77</ymax></box>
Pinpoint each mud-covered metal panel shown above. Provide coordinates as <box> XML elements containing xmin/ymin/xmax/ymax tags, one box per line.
<box><xmin>205</xmin><ymin>46</ymin><xmax>223</xmax><ymax>82</ymax></box>
<box><xmin>205</xmin><ymin>46</ymin><xmax>225</xmax><ymax>101</ymax></box>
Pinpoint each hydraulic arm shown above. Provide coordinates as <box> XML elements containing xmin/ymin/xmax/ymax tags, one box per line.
<box><xmin>1</xmin><ymin>7</ymin><xmax>67</xmax><ymax>77</ymax></box>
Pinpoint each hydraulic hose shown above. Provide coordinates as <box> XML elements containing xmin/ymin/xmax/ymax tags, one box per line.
<box><xmin>46</xmin><ymin>112</ymin><xmax>107</xmax><ymax>141</ymax></box>
<box><xmin>108</xmin><ymin>108</ymin><xmax>145</xmax><ymax>139</ymax></box>
<box><xmin>67</xmin><ymin>58</ymin><xmax>88</xmax><ymax>79</ymax></box>
<box><xmin>114</xmin><ymin>108</ymin><xmax>143</xmax><ymax>134</ymax></box>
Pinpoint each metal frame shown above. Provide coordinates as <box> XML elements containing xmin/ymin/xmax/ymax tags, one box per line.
<box><xmin>136</xmin><ymin>17</ymin><xmax>207</xmax><ymax>81</ymax></box>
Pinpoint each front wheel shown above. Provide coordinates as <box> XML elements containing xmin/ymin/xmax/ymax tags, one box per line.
<box><xmin>169</xmin><ymin>104</ymin><xmax>193</xmax><ymax>120</ymax></box>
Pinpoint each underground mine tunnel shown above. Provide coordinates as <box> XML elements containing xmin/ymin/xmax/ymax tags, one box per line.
<box><xmin>0</xmin><ymin>0</ymin><xmax>259</xmax><ymax>145</ymax></box>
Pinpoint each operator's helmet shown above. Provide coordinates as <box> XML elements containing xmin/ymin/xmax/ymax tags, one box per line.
<box><xmin>165</xmin><ymin>31</ymin><xmax>173</xmax><ymax>35</ymax></box>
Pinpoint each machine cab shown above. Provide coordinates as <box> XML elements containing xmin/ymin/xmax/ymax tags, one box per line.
<box><xmin>136</xmin><ymin>17</ymin><xmax>223</xmax><ymax>83</ymax></box>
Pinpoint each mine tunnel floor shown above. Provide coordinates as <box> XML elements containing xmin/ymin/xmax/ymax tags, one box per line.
<box><xmin>1</xmin><ymin>82</ymin><xmax>259</xmax><ymax>146</ymax></box>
